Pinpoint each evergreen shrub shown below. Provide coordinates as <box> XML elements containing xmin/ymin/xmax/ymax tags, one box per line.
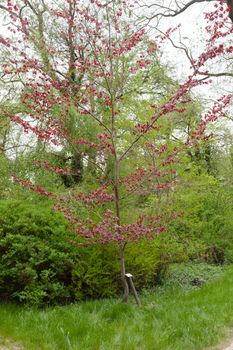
<box><xmin>0</xmin><ymin>200</ymin><xmax>181</xmax><ymax>306</ymax></box>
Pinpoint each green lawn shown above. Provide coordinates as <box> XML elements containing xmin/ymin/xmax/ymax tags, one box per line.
<box><xmin>1</xmin><ymin>266</ymin><xmax>233</xmax><ymax>350</ymax></box>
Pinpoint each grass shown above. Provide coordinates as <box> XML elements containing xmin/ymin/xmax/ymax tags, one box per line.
<box><xmin>1</xmin><ymin>266</ymin><xmax>233</xmax><ymax>350</ymax></box>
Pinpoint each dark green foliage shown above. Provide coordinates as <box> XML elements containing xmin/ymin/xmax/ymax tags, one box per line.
<box><xmin>0</xmin><ymin>200</ymin><xmax>170</xmax><ymax>306</ymax></box>
<box><xmin>0</xmin><ymin>234</ymin><xmax>74</xmax><ymax>305</ymax></box>
<box><xmin>1</xmin><ymin>174</ymin><xmax>233</xmax><ymax>308</ymax></box>
<box><xmin>0</xmin><ymin>200</ymin><xmax>77</xmax><ymax>306</ymax></box>
<box><xmin>0</xmin><ymin>200</ymin><xmax>121</xmax><ymax>306</ymax></box>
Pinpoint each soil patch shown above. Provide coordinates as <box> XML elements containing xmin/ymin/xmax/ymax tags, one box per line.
<box><xmin>0</xmin><ymin>337</ymin><xmax>23</xmax><ymax>350</ymax></box>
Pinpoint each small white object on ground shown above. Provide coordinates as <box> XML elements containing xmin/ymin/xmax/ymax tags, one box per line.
<box><xmin>125</xmin><ymin>273</ymin><xmax>133</xmax><ymax>278</ymax></box>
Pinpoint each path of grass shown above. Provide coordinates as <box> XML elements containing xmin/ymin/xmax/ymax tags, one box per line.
<box><xmin>1</xmin><ymin>266</ymin><xmax>233</xmax><ymax>350</ymax></box>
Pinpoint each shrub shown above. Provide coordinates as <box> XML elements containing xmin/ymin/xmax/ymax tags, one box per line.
<box><xmin>1</xmin><ymin>200</ymin><xmax>182</xmax><ymax>306</ymax></box>
<box><xmin>164</xmin><ymin>181</ymin><xmax>233</xmax><ymax>265</ymax></box>
<box><xmin>0</xmin><ymin>200</ymin><xmax>77</xmax><ymax>306</ymax></box>
<box><xmin>2</xmin><ymin>197</ymin><xmax>224</xmax><ymax>307</ymax></box>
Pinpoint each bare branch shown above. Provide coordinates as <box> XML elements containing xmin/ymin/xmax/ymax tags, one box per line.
<box><xmin>143</xmin><ymin>0</ymin><xmax>217</xmax><ymax>20</ymax></box>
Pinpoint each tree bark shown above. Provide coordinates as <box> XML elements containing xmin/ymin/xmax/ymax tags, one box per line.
<box><xmin>119</xmin><ymin>242</ymin><xmax>129</xmax><ymax>303</ymax></box>
<box><xmin>114</xmin><ymin>157</ymin><xmax>129</xmax><ymax>302</ymax></box>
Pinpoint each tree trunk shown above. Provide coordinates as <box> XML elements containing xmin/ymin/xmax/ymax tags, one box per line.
<box><xmin>119</xmin><ymin>242</ymin><xmax>129</xmax><ymax>303</ymax></box>
<box><xmin>114</xmin><ymin>156</ymin><xmax>129</xmax><ymax>302</ymax></box>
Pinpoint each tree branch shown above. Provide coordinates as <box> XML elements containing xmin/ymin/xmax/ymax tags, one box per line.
<box><xmin>143</xmin><ymin>0</ymin><xmax>217</xmax><ymax>20</ymax></box>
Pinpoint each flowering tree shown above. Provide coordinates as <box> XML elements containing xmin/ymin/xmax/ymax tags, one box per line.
<box><xmin>0</xmin><ymin>0</ymin><xmax>232</xmax><ymax>302</ymax></box>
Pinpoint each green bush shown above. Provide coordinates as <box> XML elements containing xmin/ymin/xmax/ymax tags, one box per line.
<box><xmin>1</xmin><ymin>200</ymin><xmax>180</xmax><ymax>306</ymax></box>
<box><xmin>0</xmin><ymin>200</ymin><xmax>77</xmax><ymax>306</ymax></box>
<box><xmin>164</xmin><ymin>180</ymin><xmax>233</xmax><ymax>265</ymax></box>
<box><xmin>0</xmin><ymin>200</ymin><xmax>125</xmax><ymax>306</ymax></box>
<box><xmin>72</xmin><ymin>244</ymin><xmax>120</xmax><ymax>300</ymax></box>
<box><xmin>198</xmin><ymin>189</ymin><xmax>233</xmax><ymax>263</ymax></box>
<box><xmin>3</xmin><ymin>193</ymin><xmax>228</xmax><ymax>307</ymax></box>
